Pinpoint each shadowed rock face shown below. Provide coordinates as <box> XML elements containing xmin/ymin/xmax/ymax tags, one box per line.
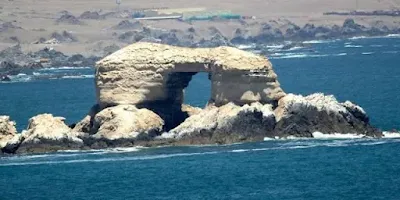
<box><xmin>96</xmin><ymin>42</ymin><xmax>285</xmax><ymax>107</ymax></box>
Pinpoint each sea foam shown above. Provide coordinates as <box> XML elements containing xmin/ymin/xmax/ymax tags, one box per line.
<box><xmin>312</xmin><ymin>132</ymin><xmax>367</xmax><ymax>139</ymax></box>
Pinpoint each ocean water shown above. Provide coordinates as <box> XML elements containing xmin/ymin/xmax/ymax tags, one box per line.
<box><xmin>1</xmin><ymin>139</ymin><xmax>400</xmax><ymax>199</ymax></box>
<box><xmin>1</xmin><ymin>36</ymin><xmax>400</xmax><ymax>199</ymax></box>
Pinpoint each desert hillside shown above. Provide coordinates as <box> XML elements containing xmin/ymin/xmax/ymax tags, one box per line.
<box><xmin>0</xmin><ymin>0</ymin><xmax>399</xmax><ymax>55</ymax></box>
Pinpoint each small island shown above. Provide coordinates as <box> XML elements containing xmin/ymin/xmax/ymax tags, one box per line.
<box><xmin>0</xmin><ymin>42</ymin><xmax>382</xmax><ymax>154</ymax></box>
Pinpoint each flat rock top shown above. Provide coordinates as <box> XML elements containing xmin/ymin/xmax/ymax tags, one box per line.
<box><xmin>96</xmin><ymin>42</ymin><xmax>272</xmax><ymax>71</ymax></box>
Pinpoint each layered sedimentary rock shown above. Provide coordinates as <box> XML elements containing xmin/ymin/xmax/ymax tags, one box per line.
<box><xmin>17</xmin><ymin>114</ymin><xmax>86</xmax><ymax>153</ymax></box>
<box><xmin>274</xmin><ymin>93</ymin><xmax>381</xmax><ymax>138</ymax></box>
<box><xmin>95</xmin><ymin>42</ymin><xmax>285</xmax><ymax>129</ymax></box>
<box><xmin>95</xmin><ymin>42</ymin><xmax>285</xmax><ymax>107</ymax></box>
<box><xmin>0</xmin><ymin>116</ymin><xmax>21</xmax><ymax>153</ymax></box>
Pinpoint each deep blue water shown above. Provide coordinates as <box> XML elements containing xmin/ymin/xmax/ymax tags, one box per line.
<box><xmin>1</xmin><ymin>139</ymin><xmax>400</xmax><ymax>199</ymax></box>
<box><xmin>1</xmin><ymin>37</ymin><xmax>400</xmax><ymax>199</ymax></box>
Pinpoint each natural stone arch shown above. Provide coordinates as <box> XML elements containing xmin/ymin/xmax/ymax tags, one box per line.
<box><xmin>95</xmin><ymin>42</ymin><xmax>286</xmax><ymax>129</ymax></box>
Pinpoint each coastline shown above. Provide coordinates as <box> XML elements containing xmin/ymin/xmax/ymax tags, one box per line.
<box><xmin>1</xmin><ymin>25</ymin><xmax>399</xmax><ymax>80</ymax></box>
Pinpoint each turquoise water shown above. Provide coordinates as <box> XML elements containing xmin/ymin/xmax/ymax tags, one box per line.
<box><xmin>1</xmin><ymin>37</ymin><xmax>400</xmax><ymax>199</ymax></box>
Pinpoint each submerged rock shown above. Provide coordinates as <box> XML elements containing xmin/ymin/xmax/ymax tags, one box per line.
<box><xmin>274</xmin><ymin>93</ymin><xmax>381</xmax><ymax>138</ymax></box>
<box><xmin>17</xmin><ymin>114</ymin><xmax>86</xmax><ymax>153</ymax></box>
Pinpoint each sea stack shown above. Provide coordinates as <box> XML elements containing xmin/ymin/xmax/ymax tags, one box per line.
<box><xmin>0</xmin><ymin>42</ymin><xmax>382</xmax><ymax>153</ymax></box>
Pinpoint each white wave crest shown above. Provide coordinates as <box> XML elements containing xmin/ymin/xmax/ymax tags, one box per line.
<box><xmin>62</xmin><ymin>75</ymin><xmax>94</xmax><ymax>79</ymax></box>
<box><xmin>265</xmin><ymin>44</ymin><xmax>284</xmax><ymax>49</ymax></box>
<box><xmin>385</xmin><ymin>34</ymin><xmax>400</xmax><ymax>38</ymax></box>
<box><xmin>312</xmin><ymin>132</ymin><xmax>367</xmax><ymax>139</ymax></box>
<box><xmin>39</xmin><ymin>66</ymin><xmax>92</xmax><ymax>71</ymax></box>
<box><xmin>382</xmin><ymin>132</ymin><xmax>400</xmax><ymax>138</ymax></box>
<box><xmin>271</xmin><ymin>53</ymin><xmax>329</xmax><ymax>59</ymax></box>
<box><xmin>236</xmin><ymin>44</ymin><xmax>256</xmax><ymax>50</ymax></box>
<box><xmin>362</xmin><ymin>52</ymin><xmax>374</xmax><ymax>55</ymax></box>
<box><xmin>349</xmin><ymin>36</ymin><xmax>367</xmax><ymax>40</ymax></box>
<box><xmin>302</xmin><ymin>40</ymin><xmax>336</xmax><ymax>44</ymax></box>
<box><xmin>345</xmin><ymin>45</ymin><xmax>363</xmax><ymax>48</ymax></box>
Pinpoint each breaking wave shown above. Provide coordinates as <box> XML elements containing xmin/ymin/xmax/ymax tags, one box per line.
<box><xmin>236</xmin><ymin>43</ymin><xmax>256</xmax><ymax>50</ymax></box>
<box><xmin>270</xmin><ymin>53</ymin><xmax>329</xmax><ymax>59</ymax></box>
<box><xmin>62</xmin><ymin>75</ymin><xmax>95</xmax><ymax>79</ymax></box>
<box><xmin>312</xmin><ymin>132</ymin><xmax>367</xmax><ymax>139</ymax></box>
<box><xmin>382</xmin><ymin>132</ymin><xmax>400</xmax><ymax>138</ymax></box>
<box><xmin>38</xmin><ymin>66</ymin><xmax>92</xmax><ymax>71</ymax></box>
<box><xmin>361</xmin><ymin>52</ymin><xmax>374</xmax><ymax>55</ymax></box>
<box><xmin>302</xmin><ymin>40</ymin><xmax>336</xmax><ymax>44</ymax></box>
<box><xmin>345</xmin><ymin>45</ymin><xmax>363</xmax><ymax>48</ymax></box>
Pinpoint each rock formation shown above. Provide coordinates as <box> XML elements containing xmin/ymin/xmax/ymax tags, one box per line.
<box><xmin>0</xmin><ymin>116</ymin><xmax>20</xmax><ymax>153</ymax></box>
<box><xmin>162</xmin><ymin>102</ymin><xmax>276</xmax><ymax>144</ymax></box>
<box><xmin>0</xmin><ymin>42</ymin><xmax>384</xmax><ymax>154</ymax></box>
<box><xmin>273</xmin><ymin>93</ymin><xmax>381</xmax><ymax>138</ymax></box>
<box><xmin>17</xmin><ymin>114</ymin><xmax>86</xmax><ymax>153</ymax></box>
<box><xmin>87</xmin><ymin>105</ymin><xmax>164</xmax><ymax>148</ymax></box>
<box><xmin>95</xmin><ymin>42</ymin><xmax>285</xmax><ymax>106</ymax></box>
<box><xmin>96</xmin><ymin>42</ymin><xmax>285</xmax><ymax>129</ymax></box>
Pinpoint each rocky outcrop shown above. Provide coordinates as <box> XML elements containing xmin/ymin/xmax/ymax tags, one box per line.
<box><xmin>95</xmin><ymin>42</ymin><xmax>285</xmax><ymax>128</ymax></box>
<box><xmin>96</xmin><ymin>42</ymin><xmax>285</xmax><ymax>107</ymax></box>
<box><xmin>55</xmin><ymin>14</ymin><xmax>84</xmax><ymax>25</ymax></box>
<box><xmin>113</xmin><ymin>20</ymin><xmax>143</xmax><ymax>30</ymax></box>
<box><xmin>50</xmin><ymin>31</ymin><xmax>78</xmax><ymax>43</ymax></box>
<box><xmin>162</xmin><ymin>102</ymin><xmax>276</xmax><ymax>144</ymax></box>
<box><xmin>79</xmin><ymin>11</ymin><xmax>104</xmax><ymax>20</ymax></box>
<box><xmin>0</xmin><ymin>45</ymin><xmax>101</xmax><ymax>78</ymax></box>
<box><xmin>87</xmin><ymin>105</ymin><xmax>164</xmax><ymax>148</ymax></box>
<box><xmin>0</xmin><ymin>116</ymin><xmax>21</xmax><ymax>153</ymax></box>
<box><xmin>17</xmin><ymin>114</ymin><xmax>86</xmax><ymax>153</ymax></box>
<box><xmin>0</xmin><ymin>43</ymin><xmax>386</xmax><ymax>154</ymax></box>
<box><xmin>274</xmin><ymin>93</ymin><xmax>381</xmax><ymax>138</ymax></box>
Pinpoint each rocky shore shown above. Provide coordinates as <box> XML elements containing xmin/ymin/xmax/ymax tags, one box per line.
<box><xmin>2</xmin><ymin>17</ymin><xmax>400</xmax><ymax>80</ymax></box>
<box><xmin>0</xmin><ymin>45</ymin><xmax>100</xmax><ymax>80</ymax></box>
<box><xmin>0</xmin><ymin>42</ymin><xmax>383</xmax><ymax>154</ymax></box>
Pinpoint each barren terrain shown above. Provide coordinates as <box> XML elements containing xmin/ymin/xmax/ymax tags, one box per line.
<box><xmin>0</xmin><ymin>0</ymin><xmax>399</xmax><ymax>56</ymax></box>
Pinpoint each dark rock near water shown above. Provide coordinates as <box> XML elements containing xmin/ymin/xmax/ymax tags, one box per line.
<box><xmin>273</xmin><ymin>94</ymin><xmax>381</xmax><ymax>138</ymax></box>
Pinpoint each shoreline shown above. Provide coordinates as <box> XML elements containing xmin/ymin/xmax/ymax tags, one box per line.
<box><xmin>1</xmin><ymin>30</ymin><xmax>399</xmax><ymax>81</ymax></box>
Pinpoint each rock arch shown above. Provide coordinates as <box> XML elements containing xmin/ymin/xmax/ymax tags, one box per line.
<box><xmin>95</xmin><ymin>42</ymin><xmax>286</xmax><ymax>129</ymax></box>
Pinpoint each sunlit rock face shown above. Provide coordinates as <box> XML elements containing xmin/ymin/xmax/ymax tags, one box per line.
<box><xmin>95</xmin><ymin>42</ymin><xmax>285</xmax><ymax>107</ymax></box>
<box><xmin>95</xmin><ymin>42</ymin><xmax>285</xmax><ymax>129</ymax></box>
<box><xmin>273</xmin><ymin>93</ymin><xmax>382</xmax><ymax>138</ymax></box>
